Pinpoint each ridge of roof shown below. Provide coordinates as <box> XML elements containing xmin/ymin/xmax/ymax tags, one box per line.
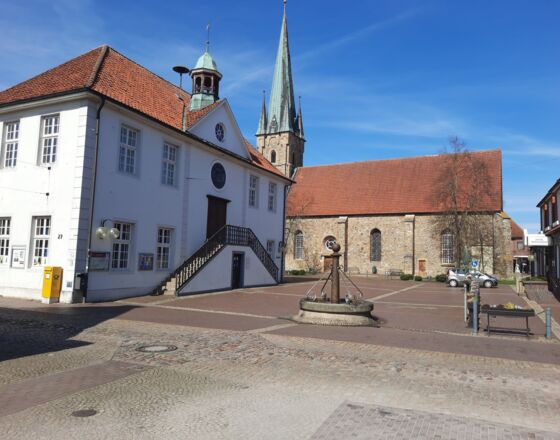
<box><xmin>87</xmin><ymin>45</ymin><xmax>110</xmax><ymax>87</ymax></box>
<box><xmin>299</xmin><ymin>149</ymin><xmax>502</xmax><ymax>170</ymax></box>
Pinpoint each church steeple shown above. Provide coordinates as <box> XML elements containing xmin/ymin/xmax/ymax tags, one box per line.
<box><xmin>266</xmin><ymin>0</ymin><xmax>301</xmax><ymax>136</ymax></box>
<box><xmin>256</xmin><ymin>91</ymin><xmax>268</xmax><ymax>135</ymax></box>
<box><xmin>256</xmin><ymin>0</ymin><xmax>305</xmax><ymax>178</ymax></box>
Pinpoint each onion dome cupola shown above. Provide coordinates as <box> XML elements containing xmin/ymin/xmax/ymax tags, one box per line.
<box><xmin>189</xmin><ymin>45</ymin><xmax>222</xmax><ymax>111</ymax></box>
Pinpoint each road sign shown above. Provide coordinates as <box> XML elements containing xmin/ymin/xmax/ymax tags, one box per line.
<box><xmin>471</xmin><ymin>259</ymin><xmax>479</xmax><ymax>269</ymax></box>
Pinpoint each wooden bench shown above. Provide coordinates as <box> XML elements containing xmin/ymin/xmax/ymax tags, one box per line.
<box><xmin>348</xmin><ymin>267</ymin><xmax>360</xmax><ymax>275</ymax></box>
<box><xmin>385</xmin><ymin>269</ymin><xmax>404</xmax><ymax>279</ymax></box>
<box><xmin>481</xmin><ymin>307</ymin><xmax>535</xmax><ymax>337</ymax></box>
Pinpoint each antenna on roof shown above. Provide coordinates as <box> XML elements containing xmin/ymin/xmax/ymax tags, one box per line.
<box><xmin>206</xmin><ymin>22</ymin><xmax>211</xmax><ymax>52</ymax></box>
<box><xmin>172</xmin><ymin>65</ymin><xmax>190</xmax><ymax>90</ymax></box>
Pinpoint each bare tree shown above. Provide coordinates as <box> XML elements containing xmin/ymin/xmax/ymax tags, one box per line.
<box><xmin>431</xmin><ymin>137</ymin><xmax>495</xmax><ymax>270</ymax></box>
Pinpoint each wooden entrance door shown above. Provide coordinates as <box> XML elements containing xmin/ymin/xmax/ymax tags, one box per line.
<box><xmin>418</xmin><ymin>259</ymin><xmax>427</xmax><ymax>276</ymax></box>
<box><xmin>206</xmin><ymin>196</ymin><xmax>228</xmax><ymax>239</ymax></box>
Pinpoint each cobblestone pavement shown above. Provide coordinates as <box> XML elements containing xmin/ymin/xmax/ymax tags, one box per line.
<box><xmin>311</xmin><ymin>402</ymin><xmax>560</xmax><ymax>439</ymax></box>
<box><xmin>1</xmin><ymin>306</ymin><xmax>560</xmax><ymax>440</ymax></box>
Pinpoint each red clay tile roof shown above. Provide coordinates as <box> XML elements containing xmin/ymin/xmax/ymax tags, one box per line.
<box><xmin>0</xmin><ymin>46</ymin><xmax>104</xmax><ymax>105</ymax></box>
<box><xmin>288</xmin><ymin>150</ymin><xmax>503</xmax><ymax>217</ymax></box>
<box><xmin>510</xmin><ymin>219</ymin><xmax>524</xmax><ymax>239</ymax></box>
<box><xmin>0</xmin><ymin>45</ymin><xmax>282</xmax><ymax>178</ymax></box>
<box><xmin>244</xmin><ymin>139</ymin><xmax>287</xmax><ymax>179</ymax></box>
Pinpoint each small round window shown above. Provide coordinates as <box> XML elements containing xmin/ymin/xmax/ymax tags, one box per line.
<box><xmin>211</xmin><ymin>162</ymin><xmax>226</xmax><ymax>189</ymax></box>
<box><xmin>215</xmin><ymin>123</ymin><xmax>225</xmax><ymax>142</ymax></box>
<box><xmin>324</xmin><ymin>236</ymin><xmax>337</xmax><ymax>251</ymax></box>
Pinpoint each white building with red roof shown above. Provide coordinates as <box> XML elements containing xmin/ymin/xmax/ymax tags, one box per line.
<box><xmin>0</xmin><ymin>44</ymin><xmax>291</xmax><ymax>303</ymax></box>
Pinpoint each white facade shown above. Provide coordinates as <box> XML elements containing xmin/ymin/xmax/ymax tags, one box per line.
<box><xmin>0</xmin><ymin>95</ymin><xmax>288</xmax><ymax>303</ymax></box>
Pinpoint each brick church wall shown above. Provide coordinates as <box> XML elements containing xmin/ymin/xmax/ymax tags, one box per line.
<box><xmin>285</xmin><ymin>213</ymin><xmax>513</xmax><ymax>279</ymax></box>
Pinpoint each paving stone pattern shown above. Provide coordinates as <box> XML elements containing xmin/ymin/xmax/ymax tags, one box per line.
<box><xmin>311</xmin><ymin>402</ymin><xmax>560</xmax><ymax>440</ymax></box>
<box><xmin>1</xmin><ymin>297</ymin><xmax>560</xmax><ymax>439</ymax></box>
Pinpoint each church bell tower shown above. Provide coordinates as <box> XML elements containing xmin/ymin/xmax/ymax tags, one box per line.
<box><xmin>256</xmin><ymin>0</ymin><xmax>305</xmax><ymax>178</ymax></box>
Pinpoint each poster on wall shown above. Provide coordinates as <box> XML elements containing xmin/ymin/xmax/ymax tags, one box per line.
<box><xmin>11</xmin><ymin>246</ymin><xmax>26</xmax><ymax>269</ymax></box>
<box><xmin>138</xmin><ymin>253</ymin><xmax>154</xmax><ymax>271</ymax></box>
<box><xmin>89</xmin><ymin>252</ymin><xmax>110</xmax><ymax>271</ymax></box>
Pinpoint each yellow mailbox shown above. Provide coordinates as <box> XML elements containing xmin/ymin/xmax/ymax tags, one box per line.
<box><xmin>42</xmin><ymin>266</ymin><xmax>63</xmax><ymax>304</ymax></box>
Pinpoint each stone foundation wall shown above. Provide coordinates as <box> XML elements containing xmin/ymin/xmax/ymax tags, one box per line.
<box><xmin>285</xmin><ymin>213</ymin><xmax>513</xmax><ymax>279</ymax></box>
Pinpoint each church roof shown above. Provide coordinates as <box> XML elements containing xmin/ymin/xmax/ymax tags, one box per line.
<box><xmin>287</xmin><ymin>150</ymin><xmax>503</xmax><ymax>217</ymax></box>
<box><xmin>0</xmin><ymin>45</ymin><xmax>286</xmax><ymax>180</ymax></box>
<box><xmin>510</xmin><ymin>218</ymin><xmax>525</xmax><ymax>239</ymax></box>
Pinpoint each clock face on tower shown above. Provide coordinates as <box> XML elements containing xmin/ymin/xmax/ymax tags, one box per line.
<box><xmin>211</xmin><ymin>162</ymin><xmax>226</xmax><ymax>189</ymax></box>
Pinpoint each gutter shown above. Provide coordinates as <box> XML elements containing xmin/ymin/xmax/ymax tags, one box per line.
<box><xmin>83</xmin><ymin>96</ymin><xmax>106</xmax><ymax>300</ymax></box>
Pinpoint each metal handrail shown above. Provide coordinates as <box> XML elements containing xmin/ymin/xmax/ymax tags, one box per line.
<box><xmin>172</xmin><ymin>224</ymin><xmax>279</xmax><ymax>293</ymax></box>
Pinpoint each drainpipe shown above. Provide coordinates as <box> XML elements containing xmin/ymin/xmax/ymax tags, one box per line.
<box><xmin>412</xmin><ymin>216</ymin><xmax>416</xmax><ymax>277</ymax></box>
<box><xmin>280</xmin><ymin>184</ymin><xmax>288</xmax><ymax>283</ymax></box>
<box><xmin>83</xmin><ymin>97</ymin><xmax>106</xmax><ymax>300</ymax></box>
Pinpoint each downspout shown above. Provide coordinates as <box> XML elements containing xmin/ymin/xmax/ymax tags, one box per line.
<box><xmin>83</xmin><ymin>97</ymin><xmax>106</xmax><ymax>300</ymax></box>
<box><xmin>344</xmin><ymin>218</ymin><xmax>348</xmax><ymax>272</ymax></box>
<box><xmin>281</xmin><ymin>184</ymin><xmax>288</xmax><ymax>283</ymax></box>
<box><xmin>412</xmin><ymin>217</ymin><xmax>416</xmax><ymax>277</ymax></box>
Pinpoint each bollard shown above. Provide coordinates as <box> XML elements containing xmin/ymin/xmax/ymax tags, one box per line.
<box><xmin>546</xmin><ymin>307</ymin><xmax>552</xmax><ymax>339</ymax></box>
<box><xmin>472</xmin><ymin>292</ymin><xmax>479</xmax><ymax>334</ymax></box>
<box><xmin>464</xmin><ymin>285</ymin><xmax>468</xmax><ymax>322</ymax></box>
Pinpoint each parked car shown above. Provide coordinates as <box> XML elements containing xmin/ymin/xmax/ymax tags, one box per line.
<box><xmin>446</xmin><ymin>268</ymin><xmax>498</xmax><ymax>288</ymax></box>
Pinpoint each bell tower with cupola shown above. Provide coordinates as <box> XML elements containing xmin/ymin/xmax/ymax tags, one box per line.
<box><xmin>256</xmin><ymin>0</ymin><xmax>305</xmax><ymax>178</ymax></box>
<box><xmin>189</xmin><ymin>38</ymin><xmax>222</xmax><ymax>111</ymax></box>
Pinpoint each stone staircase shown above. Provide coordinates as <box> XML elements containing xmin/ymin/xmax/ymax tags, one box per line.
<box><xmin>151</xmin><ymin>225</ymin><xmax>277</xmax><ymax>296</ymax></box>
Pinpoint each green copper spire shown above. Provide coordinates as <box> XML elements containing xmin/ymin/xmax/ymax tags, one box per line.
<box><xmin>297</xmin><ymin>95</ymin><xmax>304</xmax><ymax>138</ymax></box>
<box><xmin>256</xmin><ymin>90</ymin><xmax>268</xmax><ymax>135</ymax></box>
<box><xmin>266</xmin><ymin>1</ymin><xmax>299</xmax><ymax>135</ymax></box>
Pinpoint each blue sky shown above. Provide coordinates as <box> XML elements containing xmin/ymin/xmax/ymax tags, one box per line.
<box><xmin>1</xmin><ymin>0</ymin><xmax>559</xmax><ymax>232</ymax></box>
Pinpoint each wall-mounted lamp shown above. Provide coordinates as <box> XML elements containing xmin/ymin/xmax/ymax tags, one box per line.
<box><xmin>96</xmin><ymin>219</ymin><xmax>120</xmax><ymax>240</ymax></box>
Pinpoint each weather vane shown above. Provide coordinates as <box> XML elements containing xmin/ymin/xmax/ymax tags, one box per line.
<box><xmin>206</xmin><ymin>22</ymin><xmax>211</xmax><ymax>52</ymax></box>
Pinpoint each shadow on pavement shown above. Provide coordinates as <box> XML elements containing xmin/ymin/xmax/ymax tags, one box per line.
<box><xmin>0</xmin><ymin>305</ymin><xmax>136</xmax><ymax>362</ymax></box>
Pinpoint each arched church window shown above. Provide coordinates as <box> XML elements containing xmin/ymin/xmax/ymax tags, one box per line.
<box><xmin>324</xmin><ymin>236</ymin><xmax>337</xmax><ymax>251</ymax></box>
<box><xmin>291</xmin><ymin>152</ymin><xmax>296</xmax><ymax>166</ymax></box>
<box><xmin>370</xmin><ymin>229</ymin><xmax>381</xmax><ymax>261</ymax></box>
<box><xmin>294</xmin><ymin>231</ymin><xmax>304</xmax><ymax>260</ymax></box>
<box><xmin>441</xmin><ymin>229</ymin><xmax>454</xmax><ymax>264</ymax></box>
<box><xmin>270</xmin><ymin>150</ymin><xmax>276</xmax><ymax>163</ymax></box>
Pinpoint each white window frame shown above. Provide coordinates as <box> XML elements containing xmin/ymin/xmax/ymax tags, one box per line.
<box><xmin>0</xmin><ymin>217</ymin><xmax>10</xmax><ymax>265</ymax></box>
<box><xmin>441</xmin><ymin>230</ymin><xmax>454</xmax><ymax>264</ymax></box>
<box><xmin>32</xmin><ymin>216</ymin><xmax>51</xmax><ymax>267</ymax></box>
<box><xmin>111</xmin><ymin>222</ymin><xmax>132</xmax><ymax>270</ymax></box>
<box><xmin>3</xmin><ymin>121</ymin><xmax>19</xmax><ymax>168</ymax></box>
<box><xmin>294</xmin><ymin>231</ymin><xmax>304</xmax><ymax>260</ymax></box>
<box><xmin>266</xmin><ymin>239</ymin><xmax>275</xmax><ymax>257</ymax></box>
<box><xmin>267</xmin><ymin>182</ymin><xmax>277</xmax><ymax>212</ymax></box>
<box><xmin>156</xmin><ymin>227</ymin><xmax>172</xmax><ymax>270</ymax></box>
<box><xmin>118</xmin><ymin>125</ymin><xmax>139</xmax><ymax>175</ymax></box>
<box><xmin>161</xmin><ymin>143</ymin><xmax>178</xmax><ymax>186</ymax></box>
<box><xmin>39</xmin><ymin>114</ymin><xmax>60</xmax><ymax>165</ymax></box>
<box><xmin>249</xmin><ymin>175</ymin><xmax>259</xmax><ymax>208</ymax></box>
